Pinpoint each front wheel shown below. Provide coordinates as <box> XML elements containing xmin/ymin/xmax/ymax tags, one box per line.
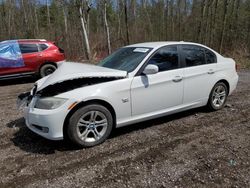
<box><xmin>67</xmin><ymin>104</ymin><xmax>113</xmax><ymax>147</ymax></box>
<box><xmin>207</xmin><ymin>82</ymin><xmax>228</xmax><ymax>111</ymax></box>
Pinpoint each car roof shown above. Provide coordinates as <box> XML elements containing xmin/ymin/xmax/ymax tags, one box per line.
<box><xmin>17</xmin><ymin>39</ymin><xmax>47</xmax><ymax>42</ymax></box>
<box><xmin>0</xmin><ymin>39</ymin><xmax>53</xmax><ymax>44</ymax></box>
<box><xmin>126</xmin><ymin>41</ymin><xmax>211</xmax><ymax>49</ymax></box>
<box><xmin>18</xmin><ymin>39</ymin><xmax>53</xmax><ymax>44</ymax></box>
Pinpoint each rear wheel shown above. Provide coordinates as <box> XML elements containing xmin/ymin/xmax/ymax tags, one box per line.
<box><xmin>40</xmin><ymin>64</ymin><xmax>56</xmax><ymax>77</ymax></box>
<box><xmin>207</xmin><ymin>82</ymin><xmax>228</xmax><ymax>111</ymax></box>
<box><xmin>67</xmin><ymin>104</ymin><xmax>113</xmax><ymax>147</ymax></box>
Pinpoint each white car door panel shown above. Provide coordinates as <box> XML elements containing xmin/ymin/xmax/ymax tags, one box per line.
<box><xmin>183</xmin><ymin>64</ymin><xmax>217</xmax><ymax>104</ymax></box>
<box><xmin>131</xmin><ymin>69</ymin><xmax>184</xmax><ymax>116</ymax></box>
<box><xmin>131</xmin><ymin>45</ymin><xmax>184</xmax><ymax>116</ymax></box>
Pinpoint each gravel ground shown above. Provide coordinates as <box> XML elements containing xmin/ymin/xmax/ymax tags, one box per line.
<box><xmin>0</xmin><ymin>71</ymin><xmax>249</xmax><ymax>188</ymax></box>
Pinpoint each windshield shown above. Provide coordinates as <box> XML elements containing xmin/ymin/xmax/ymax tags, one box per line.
<box><xmin>98</xmin><ymin>47</ymin><xmax>152</xmax><ymax>72</ymax></box>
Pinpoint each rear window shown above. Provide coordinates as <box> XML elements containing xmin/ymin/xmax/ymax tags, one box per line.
<box><xmin>182</xmin><ymin>45</ymin><xmax>206</xmax><ymax>67</ymax></box>
<box><xmin>205</xmin><ymin>49</ymin><xmax>217</xmax><ymax>64</ymax></box>
<box><xmin>19</xmin><ymin>44</ymin><xmax>39</xmax><ymax>54</ymax></box>
<box><xmin>39</xmin><ymin>44</ymin><xmax>48</xmax><ymax>51</ymax></box>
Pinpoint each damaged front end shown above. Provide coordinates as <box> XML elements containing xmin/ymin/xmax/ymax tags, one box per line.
<box><xmin>37</xmin><ymin>77</ymin><xmax>123</xmax><ymax>97</ymax></box>
<box><xmin>17</xmin><ymin>62</ymin><xmax>127</xmax><ymax>109</ymax></box>
<box><xmin>17</xmin><ymin>76</ymin><xmax>125</xmax><ymax>110</ymax></box>
<box><xmin>17</xmin><ymin>84</ymin><xmax>37</xmax><ymax>109</ymax></box>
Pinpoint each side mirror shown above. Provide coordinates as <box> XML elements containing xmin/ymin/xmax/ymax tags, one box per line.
<box><xmin>142</xmin><ymin>64</ymin><xmax>159</xmax><ymax>75</ymax></box>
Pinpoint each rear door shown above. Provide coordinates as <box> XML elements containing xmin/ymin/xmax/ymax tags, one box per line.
<box><xmin>19</xmin><ymin>43</ymin><xmax>42</xmax><ymax>73</ymax></box>
<box><xmin>131</xmin><ymin>45</ymin><xmax>184</xmax><ymax>116</ymax></box>
<box><xmin>181</xmin><ymin>44</ymin><xmax>217</xmax><ymax>104</ymax></box>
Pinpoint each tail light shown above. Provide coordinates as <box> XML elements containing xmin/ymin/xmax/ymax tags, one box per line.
<box><xmin>58</xmin><ymin>47</ymin><xmax>64</xmax><ymax>54</ymax></box>
<box><xmin>235</xmin><ymin>63</ymin><xmax>240</xmax><ymax>72</ymax></box>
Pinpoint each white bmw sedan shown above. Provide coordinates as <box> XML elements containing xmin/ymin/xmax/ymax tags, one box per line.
<box><xmin>18</xmin><ymin>42</ymin><xmax>238</xmax><ymax>147</ymax></box>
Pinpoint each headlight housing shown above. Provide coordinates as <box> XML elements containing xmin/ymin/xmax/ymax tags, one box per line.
<box><xmin>35</xmin><ymin>97</ymin><xmax>67</xmax><ymax>110</ymax></box>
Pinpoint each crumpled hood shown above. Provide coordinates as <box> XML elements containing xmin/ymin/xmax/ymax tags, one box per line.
<box><xmin>37</xmin><ymin>62</ymin><xmax>127</xmax><ymax>91</ymax></box>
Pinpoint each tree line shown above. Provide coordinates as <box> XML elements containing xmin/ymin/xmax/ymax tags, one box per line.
<box><xmin>0</xmin><ymin>0</ymin><xmax>249</xmax><ymax>65</ymax></box>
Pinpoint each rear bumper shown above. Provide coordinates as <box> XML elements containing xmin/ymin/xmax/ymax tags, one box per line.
<box><xmin>229</xmin><ymin>74</ymin><xmax>239</xmax><ymax>95</ymax></box>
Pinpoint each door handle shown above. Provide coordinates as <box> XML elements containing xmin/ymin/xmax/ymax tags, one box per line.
<box><xmin>38</xmin><ymin>54</ymin><xmax>43</xmax><ymax>57</ymax></box>
<box><xmin>208</xmin><ymin>69</ymin><xmax>214</xmax><ymax>74</ymax></box>
<box><xmin>172</xmin><ymin>76</ymin><xmax>182</xmax><ymax>82</ymax></box>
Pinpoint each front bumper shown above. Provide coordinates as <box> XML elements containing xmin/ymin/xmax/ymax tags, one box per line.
<box><xmin>24</xmin><ymin>98</ymin><xmax>72</xmax><ymax>140</ymax></box>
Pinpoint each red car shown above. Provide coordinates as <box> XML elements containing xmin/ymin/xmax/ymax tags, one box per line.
<box><xmin>0</xmin><ymin>39</ymin><xmax>65</xmax><ymax>79</ymax></box>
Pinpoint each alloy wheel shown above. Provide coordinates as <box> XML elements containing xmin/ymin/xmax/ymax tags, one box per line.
<box><xmin>212</xmin><ymin>85</ymin><xmax>226</xmax><ymax>108</ymax></box>
<box><xmin>45</xmin><ymin>67</ymin><xmax>56</xmax><ymax>75</ymax></box>
<box><xmin>76</xmin><ymin>110</ymin><xmax>108</xmax><ymax>143</ymax></box>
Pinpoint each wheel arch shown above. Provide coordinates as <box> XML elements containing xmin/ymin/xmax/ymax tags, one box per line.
<box><xmin>38</xmin><ymin>62</ymin><xmax>57</xmax><ymax>77</ymax></box>
<box><xmin>38</xmin><ymin>61</ymin><xmax>57</xmax><ymax>72</ymax></box>
<box><xmin>206</xmin><ymin>79</ymin><xmax>230</xmax><ymax>105</ymax></box>
<box><xmin>215</xmin><ymin>79</ymin><xmax>230</xmax><ymax>94</ymax></box>
<box><xmin>63</xmin><ymin>99</ymin><xmax>117</xmax><ymax>138</ymax></box>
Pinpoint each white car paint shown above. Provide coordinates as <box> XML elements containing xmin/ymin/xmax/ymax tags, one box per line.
<box><xmin>37</xmin><ymin>62</ymin><xmax>127</xmax><ymax>90</ymax></box>
<box><xmin>22</xmin><ymin>41</ymin><xmax>238</xmax><ymax>140</ymax></box>
<box><xmin>131</xmin><ymin>68</ymin><xmax>184</xmax><ymax>116</ymax></box>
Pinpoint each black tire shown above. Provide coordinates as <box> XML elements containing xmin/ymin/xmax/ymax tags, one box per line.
<box><xmin>207</xmin><ymin>82</ymin><xmax>228</xmax><ymax>111</ymax></box>
<box><xmin>40</xmin><ymin>64</ymin><xmax>56</xmax><ymax>77</ymax></box>
<box><xmin>67</xmin><ymin>104</ymin><xmax>113</xmax><ymax>147</ymax></box>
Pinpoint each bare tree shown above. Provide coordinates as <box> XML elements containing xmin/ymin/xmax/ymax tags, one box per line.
<box><xmin>8</xmin><ymin>0</ymin><xmax>13</xmax><ymax>38</ymax></box>
<box><xmin>198</xmin><ymin>0</ymin><xmax>206</xmax><ymax>42</ymax></box>
<box><xmin>46</xmin><ymin>0</ymin><xmax>51</xmax><ymax>26</ymax></box>
<box><xmin>34</xmin><ymin>2</ymin><xmax>39</xmax><ymax>36</ymax></box>
<box><xmin>78</xmin><ymin>0</ymin><xmax>92</xmax><ymax>60</ymax></box>
<box><xmin>232</xmin><ymin>0</ymin><xmax>240</xmax><ymax>46</ymax></box>
<box><xmin>211</xmin><ymin>0</ymin><xmax>218</xmax><ymax>47</ymax></box>
<box><xmin>104</xmin><ymin>1</ymin><xmax>111</xmax><ymax>54</ymax></box>
<box><xmin>204</xmin><ymin>0</ymin><xmax>212</xmax><ymax>44</ymax></box>
<box><xmin>0</xmin><ymin>0</ymin><xmax>250</xmax><ymax>61</ymax></box>
<box><xmin>219</xmin><ymin>0</ymin><xmax>229</xmax><ymax>53</ymax></box>
<box><xmin>182</xmin><ymin>0</ymin><xmax>187</xmax><ymax>40</ymax></box>
<box><xmin>164</xmin><ymin>0</ymin><xmax>169</xmax><ymax>40</ymax></box>
<box><xmin>59</xmin><ymin>0</ymin><xmax>68</xmax><ymax>35</ymax></box>
<box><xmin>177</xmin><ymin>0</ymin><xmax>181</xmax><ymax>40</ymax></box>
<box><xmin>124</xmin><ymin>0</ymin><xmax>130</xmax><ymax>44</ymax></box>
<box><xmin>170</xmin><ymin>0</ymin><xmax>175</xmax><ymax>40</ymax></box>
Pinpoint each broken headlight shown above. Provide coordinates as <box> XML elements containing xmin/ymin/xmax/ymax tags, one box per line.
<box><xmin>34</xmin><ymin>97</ymin><xmax>67</xmax><ymax>110</ymax></box>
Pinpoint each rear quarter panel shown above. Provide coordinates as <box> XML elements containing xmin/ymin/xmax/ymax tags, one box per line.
<box><xmin>41</xmin><ymin>44</ymin><xmax>65</xmax><ymax>64</ymax></box>
<box><xmin>215</xmin><ymin>56</ymin><xmax>238</xmax><ymax>95</ymax></box>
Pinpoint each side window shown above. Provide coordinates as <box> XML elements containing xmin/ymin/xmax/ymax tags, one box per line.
<box><xmin>0</xmin><ymin>43</ymin><xmax>21</xmax><ymax>60</ymax></box>
<box><xmin>39</xmin><ymin>44</ymin><xmax>48</xmax><ymax>51</ymax></box>
<box><xmin>205</xmin><ymin>49</ymin><xmax>217</xmax><ymax>64</ymax></box>
<box><xmin>182</xmin><ymin>45</ymin><xmax>206</xmax><ymax>67</ymax></box>
<box><xmin>19</xmin><ymin>44</ymin><xmax>39</xmax><ymax>54</ymax></box>
<box><xmin>148</xmin><ymin>45</ymin><xmax>179</xmax><ymax>72</ymax></box>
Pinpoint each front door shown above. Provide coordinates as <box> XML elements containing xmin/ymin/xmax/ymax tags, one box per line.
<box><xmin>131</xmin><ymin>45</ymin><xmax>184</xmax><ymax>116</ymax></box>
<box><xmin>0</xmin><ymin>41</ymin><xmax>25</xmax><ymax>76</ymax></box>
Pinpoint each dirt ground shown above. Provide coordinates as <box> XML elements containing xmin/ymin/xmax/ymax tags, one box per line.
<box><xmin>0</xmin><ymin>71</ymin><xmax>249</xmax><ymax>188</ymax></box>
